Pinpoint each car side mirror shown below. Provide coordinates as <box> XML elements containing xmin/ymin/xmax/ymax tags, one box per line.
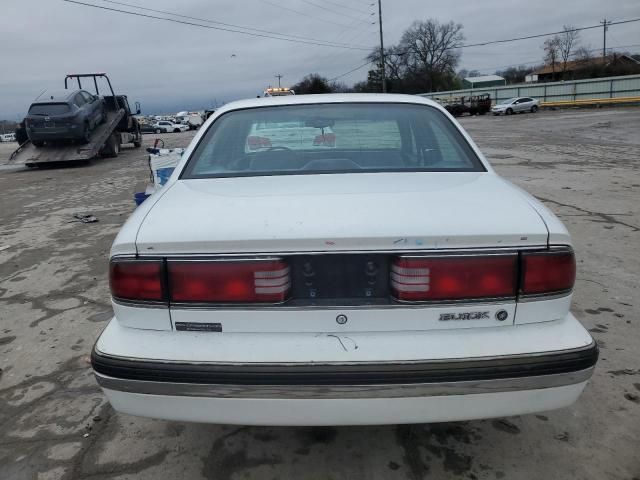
<box><xmin>136</xmin><ymin>109</ymin><xmax>141</xmax><ymax>115</ymax></box>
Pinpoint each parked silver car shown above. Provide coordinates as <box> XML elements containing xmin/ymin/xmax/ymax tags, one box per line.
<box><xmin>492</xmin><ymin>97</ymin><xmax>540</xmax><ymax>115</ymax></box>
<box><xmin>25</xmin><ymin>89</ymin><xmax>106</xmax><ymax>146</ymax></box>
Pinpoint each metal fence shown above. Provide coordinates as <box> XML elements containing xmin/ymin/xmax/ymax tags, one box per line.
<box><xmin>418</xmin><ymin>74</ymin><xmax>640</xmax><ymax>104</ymax></box>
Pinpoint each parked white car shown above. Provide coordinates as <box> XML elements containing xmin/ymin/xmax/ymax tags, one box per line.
<box><xmin>93</xmin><ymin>94</ymin><xmax>596</xmax><ymax>426</ymax></box>
<box><xmin>492</xmin><ymin>97</ymin><xmax>540</xmax><ymax>115</ymax></box>
<box><xmin>151</xmin><ymin>121</ymin><xmax>189</xmax><ymax>133</ymax></box>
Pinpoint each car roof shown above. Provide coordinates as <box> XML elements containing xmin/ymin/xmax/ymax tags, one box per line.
<box><xmin>33</xmin><ymin>89</ymin><xmax>83</xmax><ymax>103</ymax></box>
<box><xmin>214</xmin><ymin>93</ymin><xmax>443</xmax><ymax>116</ymax></box>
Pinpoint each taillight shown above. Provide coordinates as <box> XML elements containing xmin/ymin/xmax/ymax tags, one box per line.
<box><xmin>168</xmin><ymin>259</ymin><xmax>289</xmax><ymax>303</ymax></box>
<box><xmin>391</xmin><ymin>255</ymin><xmax>517</xmax><ymax>301</ymax></box>
<box><xmin>109</xmin><ymin>260</ymin><xmax>163</xmax><ymax>301</ymax></box>
<box><xmin>521</xmin><ymin>249</ymin><xmax>575</xmax><ymax>295</ymax></box>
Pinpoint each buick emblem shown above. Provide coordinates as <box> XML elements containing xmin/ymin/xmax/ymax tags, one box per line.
<box><xmin>336</xmin><ymin>314</ymin><xmax>348</xmax><ymax>325</ymax></box>
<box><xmin>495</xmin><ymin>310</ymin><xmax>509</xmax><ymax>321</ymax></box>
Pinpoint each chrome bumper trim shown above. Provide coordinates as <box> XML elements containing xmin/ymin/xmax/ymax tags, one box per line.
<box><xmin>94</xmin><ymin>368</ymin><xmax>594</xmax><ymax>399</ymax></box>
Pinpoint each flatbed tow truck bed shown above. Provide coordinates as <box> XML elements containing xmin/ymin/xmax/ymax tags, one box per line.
<box><xmin>6</xmin><ymin>108</ymin><xmax>125</xmax><ymax>167</ymax></box>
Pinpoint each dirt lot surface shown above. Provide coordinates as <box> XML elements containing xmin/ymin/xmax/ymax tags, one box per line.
<box><xmin>1</xmin><ymin>108</ymin><xmax>638</xmax><ymax>480</ymax></box>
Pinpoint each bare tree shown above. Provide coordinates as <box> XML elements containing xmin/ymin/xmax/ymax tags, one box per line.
<box><xmin>329</xmin><ymin>80</ymin><xmax>351</xmax><ymax>93</ymax></box>
<box><xmin>399</xmin><ymin>19</ymin><xmax>465</xmax><ymax>92</ymax></box>
<box><xmin>557</xmin><ymin>25</ymin><xmax>581</xmax><ymax>76</ymax></box>
<box><xmin>574</xmin><ymin>46</ymin><xmax>593</xmax><ymax>64</ymax></box>
<box><xmin>457</xmin><ymin>68</ymin><xmax>469</xmax><ymax>79</ymax></box>
<box><xmin>291</xmin><ymin>74</ymin><xmax>333</xmax><ymax>94</ymax></box>
<box><xmin>384</xmin><ymin>46</ymin><xmax>408</xmax><ymax>82</ymax></box>
<box><xmin>543</xmin><ymin>36</ymin><xmax>561</xmax><ymax>80</ymax></box>
<box><xmin>366</xmin><ymin>45</ymin><xmax>407</xmax><ymax>84</ymax></box>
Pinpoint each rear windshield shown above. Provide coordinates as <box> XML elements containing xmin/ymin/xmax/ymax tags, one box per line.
<box><xmin>28</xmin><ymin>103</ymin><xmax>70</xmax><ymax>115</ymax></box>
<box><xmin>182</xmin><ymin>103</ymin><xmax>484</xmax><ymax>179</ymax></box>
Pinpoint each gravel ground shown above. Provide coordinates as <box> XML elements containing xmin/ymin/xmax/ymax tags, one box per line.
<box><xmin>0</xmin><ymin>108</ymin><xmax>638</xmax><ymax>480</ymax></box>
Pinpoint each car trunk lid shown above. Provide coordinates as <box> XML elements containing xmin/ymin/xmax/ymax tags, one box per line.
<box><xmin>125</xmin><ymin>172</ymin><xmax>554</xmax><ymax>333</ymax></box>
<box><xmin>135</xmin><ymin>172</ymin><xmax>548</xmax><ymax>254</ymax></box>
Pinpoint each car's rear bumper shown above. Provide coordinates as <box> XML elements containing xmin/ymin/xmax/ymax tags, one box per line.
<box><xmin>28</xmin><ymin>127</ymin><xmax>82</xmax><ymax>141</ymax></box>
<box><xmin>98</xmin><ymin>381</ymin><xmax>590</xmax><ymax>426</ymax></box>
<box><xmin>92</xmin><ymin>325</ymin><xmax>597</xmax><ymax>425</ymax></box>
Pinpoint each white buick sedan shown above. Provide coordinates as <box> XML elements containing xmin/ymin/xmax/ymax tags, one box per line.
<box><xmin>93</xmin><ymin>94</ymin><xmax>597</xmax><ymax>426</ymax></box>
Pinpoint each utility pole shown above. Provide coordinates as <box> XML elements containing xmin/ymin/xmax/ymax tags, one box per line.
<box><xmin>275</xmin><ymin>74</ymin><xmax>283</xmax><ymax>88</ymax></box>
<box><xmin>600</xmin><ymin>18</ymin><xmax>610</xmax><ymax>59</ymax></box>
<box><xmin>377</xmin><ymin>0</ymin><xmax>386</xmax><ymax>93</ymax></box>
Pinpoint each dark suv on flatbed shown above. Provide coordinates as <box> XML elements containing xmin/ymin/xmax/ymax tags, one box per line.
<box><xmin>25</xmin><ymin>89</ymin><xmax>106</xmax><ymax>146</ymax></box>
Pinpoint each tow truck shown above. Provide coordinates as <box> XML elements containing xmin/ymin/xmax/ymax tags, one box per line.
<box><xmin>439</xmin><ymin>94</ymin><xmax>491</xmax><ymax>117</ymax></box>
<box><xmin>7</xmin><ymin>73</ymin><xmax>142</xmax><ymax>168</ymax></box>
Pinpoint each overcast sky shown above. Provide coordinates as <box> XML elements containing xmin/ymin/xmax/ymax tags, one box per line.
<box><xmin>1</xmin><ymin>0</ymin><xmax>638</xmax><ymax>118</ymax></box>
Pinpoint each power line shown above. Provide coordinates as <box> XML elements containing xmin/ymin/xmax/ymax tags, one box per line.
<box><xmin>329</xmin><ymin>60</ymin><xmax>374</xmax><ymax>81</ymax></box>
<box><xmin>62</xmin><ymin>0</ymin><xmax>372</xmax><ymax>50</ymax></box>
<box><xmin>97</xmin><ymin>0</ymin><xmax>370</xmax><ymax>47</ymax></box>
<box><xmin>320</xmin><ymin>0</ymin><xmax>375</xmax><ymax>16</ymax></box>
<box><xmin>457</xmin><ymin>18</ymin><xmax>640</xmax><ymax>50</ymax></box>
<box><xmin>308</xmin><ymin>21</ymin><xmax>377</xmax><ymax>71</ymax></box>
<box><xmin>383</xmin><ymin>18</ymin><xmax>640</xmax><ymax>57</ymax></box>
<box><xmin>330</xmin><ymin>17</ymin><xmax>640</xmax><ymax>82</ymax></box>
<box><xmin>300</xmin><ymin>0</ymin><xmax>373</xmax><ymax>25</ymax></box>
<box><xmin>260</xmin><ymin>0</ymin><xmax>352</xmax><ymax>28</ymax></box>
<box><xmin>331</xmin><ymin>17</ymin><xmax>374</xmax><ymax>44</ymax></box>
<box><xmin>343</xmin><ymin>22</ymin><xmax>378</xmax><ymax>45</ymax></box>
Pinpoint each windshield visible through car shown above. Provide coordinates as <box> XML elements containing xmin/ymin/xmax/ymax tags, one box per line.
<box><xmin>499</xmin><ymin>98</ymin><xmax>518</xmax><ymax>105</ymax></box>
<box><xmin>182</xmin><ymin>103</ymin><xmax>484</xmax><ymax>178</ymax></box>
<box><xmin>28</xmin><ymin>103</ymin><xmax>71</xmax><ymax>116</ymax></box>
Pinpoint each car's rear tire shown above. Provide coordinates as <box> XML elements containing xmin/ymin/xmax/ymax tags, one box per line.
<box><xmin>531</xmin><ymin>105</ymin><xmax>539</xmax><ymax>113</ymax></box>
<box><xmin>32</xmin><ymin>140</ymin><xmax>44</xmax><ymax>147</ymax></box>
<box><xmin>506</xmin><ymin>108</ymin><xmax>513</xmax><ymax>115</ymax></box>
<box><xmin>80</xmin><ymin>123</ymin><xmax>91</xmax><ymax>144</ymax></box>
<box><xmin>173</xmin><ymin>128</ymin><xmax>180</xmax><ymax>133</ymax></box>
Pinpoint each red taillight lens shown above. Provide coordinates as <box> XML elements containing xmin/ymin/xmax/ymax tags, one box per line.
<box><xmin>391</xmin><ymin>255</ymin><xmax>517</xmax><ymax>301</ymax></box>
<box><xmin>109</xmin><ymin>261</ymin><xmax>163</xmax><ymax>301</ymax></box>
<box><xmin>521</xmin><ymin>250</ymin><xmax>575</xmax><ymax>295</ymax></box>
<box><xmin>168</xmin><ymin>260</ymin><xmax>289</xmax><ymax>303</ymax></box>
